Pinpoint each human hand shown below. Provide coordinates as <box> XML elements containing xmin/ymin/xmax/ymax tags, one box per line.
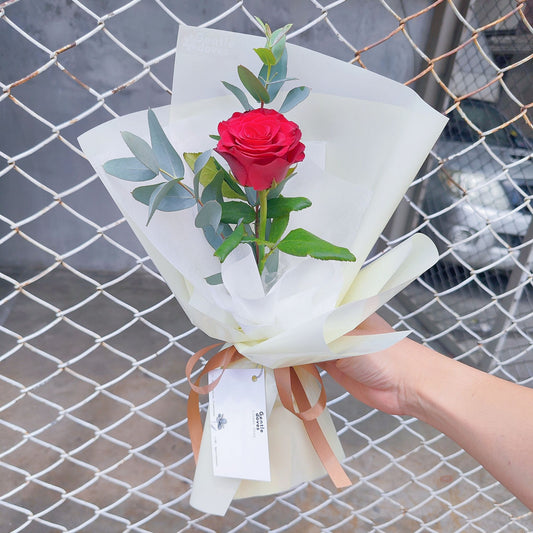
<box><xmin>320</xmin><ymin>314</ymin><xmax>427</xmax><ymax>416</ymax></box>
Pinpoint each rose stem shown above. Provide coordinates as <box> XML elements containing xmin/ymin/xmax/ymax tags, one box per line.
<box><xmin>257</xmin><ymin>189</ymin><xmax>268</xmax><ymax>274</ymax></box>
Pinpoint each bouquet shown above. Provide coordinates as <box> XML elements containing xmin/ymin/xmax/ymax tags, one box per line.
<box><xmin>78</xmin><ymin>22</ymin><xmax>447</xmax><ymax>515</ymax></box>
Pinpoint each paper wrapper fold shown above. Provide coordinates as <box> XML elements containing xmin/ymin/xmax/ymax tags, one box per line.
<box><xmin>78</xmin><ymin>25</ymin><xmax>447</xmax><ymax>515</ymax></box>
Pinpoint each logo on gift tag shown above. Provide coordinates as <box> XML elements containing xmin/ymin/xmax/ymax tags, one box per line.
<box><xmin>208</xmin><ymin>368</ymin><xmax>270</xmax><ymax>481</ymax></box>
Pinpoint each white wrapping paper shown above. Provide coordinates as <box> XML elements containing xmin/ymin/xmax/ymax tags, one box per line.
<box><xmin>78</xmin><ymin>25</ymin><xmax>448</xmax><ymax>515</ymax></box>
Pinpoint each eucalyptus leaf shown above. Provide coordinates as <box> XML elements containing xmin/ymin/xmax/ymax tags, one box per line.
<box><xmin>203</xmin><ymin>225</ymin><xmax>224</xmax><ymax>251</ymax></box>
<box><xmin>268</xmin><ymin>214</ymin><xmax>289</xmax><ymax>243</ymax></box>
<box><xmin>267</xmin><ymin>171</ymin><xmax>295</xmax><ymax>199</ymax></box>
<box><xmin>245</xmin><ymin>187</ymin><xmax>257</xmax><ymax>206</ymax></box>
<box><xmin>201</xmin><ymin>170</ymin><xmax>224</xmax><ymax>203</ymax></box>
<box><xmin>214</xmin><ymin>223</ymin><xmax>245</xmax><ymax>262</ymax></box>
<box><xmin>194</xmin><ymin>149</ymin><xmax>213</xmax><ymax>174</ymax></box>
<box><xmin>205</xmin><ymin>273</ymin><xmax>223</xmax><ymax>285</ymax></box>
<box><xmin>260</xmin><ymin>48</ymin><xmax>287</xmax><ymax>101</ymax></box>
<box><xmin>279</xmin><ymin>86</ymin><xmax>311</xmax><ymax>113</ymax></box>
<box><xmin>277</xmin><ymin>229</ymin><xmax>356</xmax><ymax>262</ymax></box>
<box><xmin>238</xmin><ymin>65</ymin><xmax>270</xmax><ymax>104</ymax></box>
<box><xmin>271</xmin><ymin>35</ymin><xmax>286</xmax><ymax>63</ymax></box>
<box><xmin>121</xmin><ymin>131</ymin><xmax>159</xmax><ymax>173</ymax></box>
<box><xmin>254</xmin><ymin>16</ymin><xmax>269</xmax><ymax>36</ymax></box>
<box><xmin>195</xmin><ymin>200</ymin><xmax>222</xmax><ymax>231</ymax></box>
<box><xmin>263</xmin><ymin>247</ymin><xmax>279</xmax><ymax>285</ymax></box>
<box><xmin>147</xmin><ymin>180</ymin><xmax>178</xmax><ymax>224</ymax></box>
<box><xmin>221</xmin><ymin>201</ymin><xmax>255</xmax><ymax>224</ymax></box>
<box><xmin>222</xmin><ymin>81</ymin><xmax>253</xmax><ymax>111</ymax></box>
<box><xmin>132</xmin><ymin>182</ymin><xmax>195</xmax><ymax>212</ymax></box>
<box><xmin>268</xmin><ymin>24</ymin><xmax>292</xmax><ymax>47</ymax></box>
<box><xmin>254</xmin><ymin>47</ymin><xmax>277</xmax><ymax>66</ymax></box>
<box><xmin>267</xmin><ymin>196</ymin><xmax>312</xmax><ymax>218</ymax></box>
<box><xmin>104</xmin><ymin>158</ymin><xmax>157</xmax><ymax>182</ymax></box>
<box><xmin>148</xmin><ymin>109</ymin><xmax>184</xmax><ymax>179</ymax></box>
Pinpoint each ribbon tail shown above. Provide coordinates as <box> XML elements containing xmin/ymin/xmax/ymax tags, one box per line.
<box><xmin>274</xmin><ymin>365</ymin><xmax>351</xmax><ymax>489</ymax></box>
<box><xmin>291</xmin><ymin>367</ymin><xmax>351</xmax><ymax>488</ymax></box>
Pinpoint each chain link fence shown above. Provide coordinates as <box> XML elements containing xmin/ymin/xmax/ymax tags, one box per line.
<box><xmin>1</xmin><ymin>0</ymin><xmax>532</xmax><ymax>531</ymax></box>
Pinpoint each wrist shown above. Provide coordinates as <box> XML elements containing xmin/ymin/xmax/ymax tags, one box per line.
<box><xmin>395</xmin><ymin>338</ymin><xmax>452</xmax><ymax>421</ymax></box>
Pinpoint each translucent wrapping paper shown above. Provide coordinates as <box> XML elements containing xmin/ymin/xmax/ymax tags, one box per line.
<box><xmin>79</xmin><ymin>25</ymin><xmax>447</xmax><ymax>515</ymax></box>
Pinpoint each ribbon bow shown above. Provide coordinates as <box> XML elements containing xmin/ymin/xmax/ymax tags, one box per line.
<box><xmin>186</xmin><ymin>343</ymin><xmax>352</xmax><ymax>489</ymax></box>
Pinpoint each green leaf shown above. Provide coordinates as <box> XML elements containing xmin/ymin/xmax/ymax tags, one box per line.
<box><xmin>277</xmin><ymin>229</ymin><xmax>356</xmax><ymax>262</ymax></box>
<box><xmin>260</xmin><ymin>48</ymin><xmax>287</xmax><ymax>101</ymax></box>
<box><xmin>222</xmin><ymin>81</ymin><xmax>253</xmax><ymax>111</ymax></box>
<box><xmin>132</xmin><ymin>182</ymin><xmax>195</xmax><ymax>211</ymax></box>
<box><xmin>185</xmin><ymin>153</ymin><xmax>246</xmax><ymax>200</ymax></box>
<box><xmin>195</xmin><ymin>200</ymin><xmax>222</xmax><ymax>230</ymax></box>
<box><xmin>148</xmin><ymin>109</ymin><xmax>184</xmax><ymax>179</ymax></box>
<box><xmin>121</xmin><ymin>131</ymin><xmax>159</xmax><ymax>173</ymax></box>
<box><xmin>267</xmin><ymin>196</ymin><xmax>312</xmax><ymax>218</ymax></box>
<box><xmin>254</xmin><ymin>47</ymin><xmax>278</xmax><ymax>66</ymax></box>
<box><xmin>104</xmin><ymin>158</ymin><xmax>157</xmax><ymax>182</ymax></box>
<box><xmin>268</xmin><ymin>214</ymin><xmax>289</xmax><ymax>243</ymax></box>
<box><xmin>221</xmin><ymin>172</ymin><xmax>247</xmax><ymax>200</ymax></box>
<box><xmin>214</xmin><ymin>223</ymin><xmax>245</xmax><ymax>262</ymax></box>
<box><xmin>183</xmin><ymin>152</ymin><xmax>199</xmax><ymax>172</ymax></box>
<box><xmin>238</xmin><ymin>65</ymin><xmax>270</xmax><ymax>104</ymax></box>
<box><xmin>210</xmin><ymin>134</ymin><xmax>221</xmax><ymax>141</ymax></box>
<box><xmin>279</xmin><ymin>86</ymin><xmax>311</xmax><ymax>113</ymax></box>
<box><xmin>205</xmin><ymin>273</ymin><xmax>223</xmax><ymax>285</ymax></box>
<box><xmin>220</xmin><ymin>201</ymin><xmax>255</xmax><ymax>224</ymax></box>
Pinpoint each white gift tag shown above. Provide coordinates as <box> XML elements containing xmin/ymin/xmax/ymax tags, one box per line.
<box><xmin>208</xmin><ymin>368</ymin><xmax>270</xmax><ymax>481</ymax></box>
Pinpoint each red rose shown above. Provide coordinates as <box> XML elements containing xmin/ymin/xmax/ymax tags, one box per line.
<box><xmin>215</xmin><ymin>108</ymin><xmax>305</xmax><ymax>191</ymax></box>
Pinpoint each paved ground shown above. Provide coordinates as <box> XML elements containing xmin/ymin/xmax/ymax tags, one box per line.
<box><xmin>0</xmin><ymin>266</ymin><xmax>532</xmax><ymax>532</ymax></box>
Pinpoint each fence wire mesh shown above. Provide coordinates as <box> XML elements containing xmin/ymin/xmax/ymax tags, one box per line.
<box><xmin>1</xmin><ymin>0</ymin><xmax>532</xmax><ymax>531</ymax></box>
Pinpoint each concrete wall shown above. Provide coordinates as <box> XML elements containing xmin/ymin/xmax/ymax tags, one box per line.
<box><xmin>0</xmin><ymin>0</ymin><xmax>433</xmax><ymax>272</ymax></box>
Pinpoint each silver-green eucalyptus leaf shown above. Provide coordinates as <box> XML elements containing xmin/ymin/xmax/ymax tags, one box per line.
<box><xmin>147</xmin><ymin>181</ymin><xmax>177</xmax><ymax>224</ymax></box>
<box><xmin>148</xmin><ymin>109</ymin><xmax>184</xmax><ymax>179</ymax></box>
<box><xmin>132</xmin><ymin>181</ymin><xmax>196</xmax><ymax>212</ymax></box>
<box><xmin>205</xmin><ymin>273</ymin><xmax>223</xmax><ymax>285</ymax></box>
<box><xmin>121</xmin><ymin>131</ymin><xmax>159</xmax><ymax>173</ymax></box>
<box><xmin>194</xmin><ymin>149</ymin><xmax>213</xmax><ymax>174</ymax></box>
<box><xmin>104</xmin><ymin>158</ymin><xmax>157</xmax><ymax>182</ymax></box>
<box><xmin>279</xmin><ymin>86</ymin><xmax>311</xmax><ymax>113</ymax></box>
<box><xmin>260</xmin><ymin>48</ymin><xmax>287</xmax><ymax>101</ymax></box>
<box><xmin>195</xmin><ymin>201</ymin><xmax>222</xmax><ymax>231</ymax></box>
<box><xmin>222</xmin><ymin>81</ymin><xmax>253</xmax><ymax>111</ymax></box>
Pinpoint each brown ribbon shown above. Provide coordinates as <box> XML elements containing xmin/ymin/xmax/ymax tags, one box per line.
<box><xmin>186</xmin><ymin>344</ymin><xmax>351</xmax><ymax>488</ymax></box>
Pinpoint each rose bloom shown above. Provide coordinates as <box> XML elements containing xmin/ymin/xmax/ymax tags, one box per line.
<box><xmin>215</xmin><ymin>108</ymin><xmax>305</xmax><ymax>191</ymax></box>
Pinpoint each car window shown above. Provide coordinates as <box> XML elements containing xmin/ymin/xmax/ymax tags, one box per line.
<box><xmin>443</xmin><ymin>100</ymin><xmax>530</xmax><ymax>149</ymax></box>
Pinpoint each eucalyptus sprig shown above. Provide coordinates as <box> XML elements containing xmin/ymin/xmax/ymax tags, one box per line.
<box><xmin>222</xmin><ymin>17</ymin><xmax>310</xmax><ymax>112</ymax></box>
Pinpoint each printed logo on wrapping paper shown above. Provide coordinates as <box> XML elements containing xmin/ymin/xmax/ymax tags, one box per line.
<box><xmin>208</xmin><ymin>368</ymin><xmax>270</xmax><ymax>481</ymax></box>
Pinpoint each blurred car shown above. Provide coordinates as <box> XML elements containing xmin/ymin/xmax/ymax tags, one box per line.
<box><xmin>423</xmin><ymin>98</ymin><xmax>533</xmax><ymax>271</ymax></box>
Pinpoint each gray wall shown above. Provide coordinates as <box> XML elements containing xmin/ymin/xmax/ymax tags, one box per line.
<box><xmin>0</xmin><ymin>0</ymin><xmax>433</xmax><ymax>272</ymax></box>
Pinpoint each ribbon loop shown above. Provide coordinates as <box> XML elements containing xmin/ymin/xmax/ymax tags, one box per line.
<box><xmin>186</xmin><ymin>344</ymin><xmax>242</xmax><ymax>462</ymax></box>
